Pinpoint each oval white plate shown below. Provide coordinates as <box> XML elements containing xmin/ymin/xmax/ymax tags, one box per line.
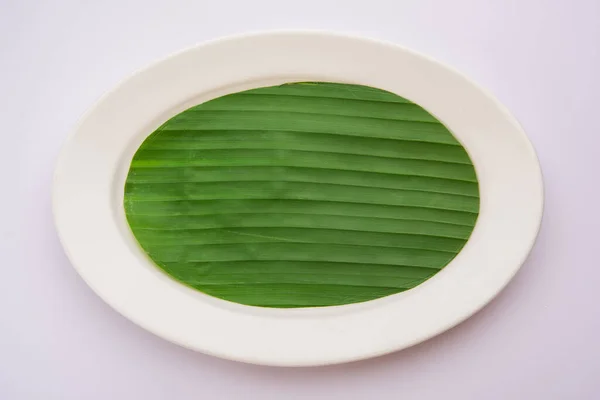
<box><xmin>54</xmin><ymin>31</ymin><xmax>543</xmax><ymax>366</ymax></box>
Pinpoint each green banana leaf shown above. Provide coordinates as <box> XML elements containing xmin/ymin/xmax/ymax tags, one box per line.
<box><xmin>124</xmin><ymin>82</ymin><xmax>479</xmax><ymax>308</ymax></box>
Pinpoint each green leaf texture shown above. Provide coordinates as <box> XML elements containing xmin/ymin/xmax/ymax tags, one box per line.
<box><xmin>124</xmin><ymin>82</ymin><xmax>480</xmax><ymax>308</ymax></box>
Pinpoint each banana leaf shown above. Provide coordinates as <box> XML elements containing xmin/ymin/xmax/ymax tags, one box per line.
<box><xmin>124</xmin><ymin>82</ymin><xmax>479</xmax><ymax>308</ymax></box>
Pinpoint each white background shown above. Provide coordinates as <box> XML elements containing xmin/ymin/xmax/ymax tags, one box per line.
<box><xmin>2</xmin><ymin>0</ymin><xmax>599</xmax><ymax>398</ymax></box>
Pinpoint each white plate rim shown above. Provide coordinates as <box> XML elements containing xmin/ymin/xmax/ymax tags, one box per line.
<box><xmin>53</xmin><ymin>31</ymin><xmax>544</xmax><ymax>366</ymax></box>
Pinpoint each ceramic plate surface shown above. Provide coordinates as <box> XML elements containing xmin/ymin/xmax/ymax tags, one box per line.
<box><xmin>53</xmin><ymin>31</ymin><xmax>543</xmax><ymax>366</ymax></box>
